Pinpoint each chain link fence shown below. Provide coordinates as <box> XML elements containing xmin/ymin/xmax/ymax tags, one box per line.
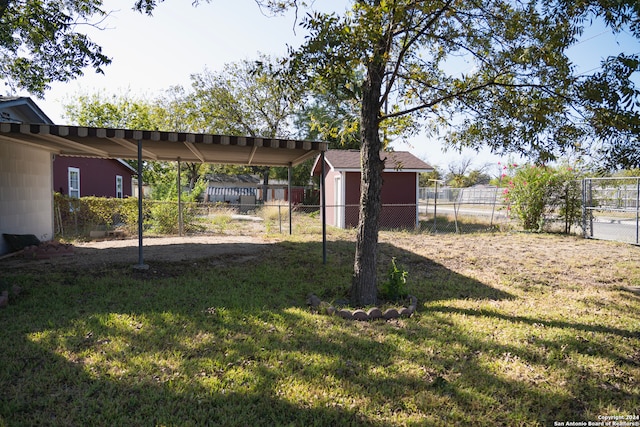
<box><xmin>54</xmin><ymin>188</ymin><xmax>513</xmax><ymax>241</ymax></box>
<box><xmin>54</xmin><ymin>197</ymin><xmax>327</xmax><ymax>240</ymax></box>
<box><xmin>54</xmin><ymin>178</ymin><xmax>640</xmax><ymax>245</ymax></box>
<box><xmin>418</xmin><ymin>186</ymin><xmax>509</xmax><ymax>233</ymax></box>
<box><xmin>582</xmin><ymin>177</ymin><xmax>640</xmax><ymax>245</ymax></box>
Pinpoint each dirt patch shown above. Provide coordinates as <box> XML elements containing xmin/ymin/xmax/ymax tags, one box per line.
<box><xmin>1</xmin><ymin>235</ymin><xmax>278</xmax><ymax>270</ymax></box>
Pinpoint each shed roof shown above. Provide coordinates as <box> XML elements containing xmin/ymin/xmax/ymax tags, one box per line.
<box><xmin>0</xmin><ymin>122</ymin><xmax>327</xmax><ymax>167</ymax></box>
<box><xmin>312</xmin><ymin>149</ymin><xmax>433</xmax><ymax>174</ymax></box>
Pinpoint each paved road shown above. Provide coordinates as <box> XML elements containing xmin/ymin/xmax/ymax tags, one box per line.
<box><xmin>419</xmin><ymin>204</ymin><xmax>508</xmax><ymax>219</ymax></box>
<box><xmin>588</xmin><ymin>217</ymin><xmax>639</xmax><ymax>244</ymax></box>
<box><xmin>421</xmin><ymin>203</ymin><xmax>639</xmax><ymax>244</ymax></box>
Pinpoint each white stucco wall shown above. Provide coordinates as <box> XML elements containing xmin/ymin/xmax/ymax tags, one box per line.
<box><xmin>0</xmin><ymin>140</ymin><xmax>53</xmax><ymax>255</ymax></box>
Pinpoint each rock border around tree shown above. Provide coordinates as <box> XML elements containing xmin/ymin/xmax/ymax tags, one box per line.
<box><xmin>306</xmin><ymin>294</ymin><xmax>418</xmax><ymax>321</ymax></box>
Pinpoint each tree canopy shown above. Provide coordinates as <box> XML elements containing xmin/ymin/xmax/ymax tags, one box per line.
<box><xmin>578</xmin><ymin>52</ymin><xmax>640</xmax><ymax>169</ymax></box>
<box><xmin>0</xmin><ymin>0</ymin><xmax>111</xmax><ymax>96</ymax></box>
<box><xmin>187</xmin><ymin>56</ymin><xmax>300</xmax><ymax>138</ymax></box>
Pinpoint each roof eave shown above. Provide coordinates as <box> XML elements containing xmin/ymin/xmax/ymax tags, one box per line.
<box><xmin>0</xmin><ymin>123</ymin><xmax>328</xmax><ymax>167</ymax></box>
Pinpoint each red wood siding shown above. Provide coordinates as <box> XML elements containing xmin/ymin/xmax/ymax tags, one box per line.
<box><xmin>380</xmin><ymin>172</ymin><xmax>417</xmax><ymax>228</ymax></box>
<box><xmin>344</xmin><ymin>171</ymin><xmax>417</xmax><ymax>228</ymax></box>
<box><xmin>287</xmin><ymin>187</ymin><xmax>305</xmax><ymax>204</ymax></box>
<box><xmin>53</xmin><ymin>157</ymin><xmax>133</xmax><ymax>197</ymax></box>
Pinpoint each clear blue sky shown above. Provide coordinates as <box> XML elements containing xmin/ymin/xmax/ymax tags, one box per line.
<box><xmin>32</xmin><ymin>0</ymin><xmax>638</xmax><ymax>173</ymax></box>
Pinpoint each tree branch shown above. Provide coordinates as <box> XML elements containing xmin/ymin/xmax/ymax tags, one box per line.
<box><xmin>381</xmin><ymin>0</ymin><xmax>456</xmax><ymax>110</ymax></box>
<box><xmin>381</xmin><ymin>79</ymin><xmax>568</xmax><ymax>121</ymax></box>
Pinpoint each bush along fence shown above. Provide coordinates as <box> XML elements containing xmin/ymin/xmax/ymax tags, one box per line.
<box><xmin>54</xmin><ymin>194</ymin><xmax>209</xmax><ymax>239</ymax></box>
<box><xmin>53</xmin><ymin>194</ymin><xmax>323</xmax><ymax>240</ymax></box>
<box><xmin>55</xmin><ymin>194</ymin><xmax>141</xmax><ymax>238</ymax></box>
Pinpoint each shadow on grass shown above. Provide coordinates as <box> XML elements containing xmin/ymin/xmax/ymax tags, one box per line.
<box><xmin>0</xmin><ymin>238</ymin><xmax>637</xmax><ymax>425</ymax></box>
<box><xmin>2</xmin><ymin>335</ymin><xmax>375</xmax><ymax>426</ymax></box>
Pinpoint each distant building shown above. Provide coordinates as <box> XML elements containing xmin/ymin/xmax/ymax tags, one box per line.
<box><xmin>205</xmin><ymin>173</ymin><xmax>260</xmax><ymax>204</ymax></box>
<box><xmin>205</xmin><ymin>174</ymin><xmax>310</xmax><ymax>205</ymax></box>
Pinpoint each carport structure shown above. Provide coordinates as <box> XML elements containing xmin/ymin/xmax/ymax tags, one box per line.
<box><xmin>0</xmin><ymin>123</ymin><xmax>329</xmax><ymax>266</ymax></box>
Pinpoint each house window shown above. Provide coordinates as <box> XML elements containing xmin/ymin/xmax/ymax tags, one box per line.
<box><xmin>115</xmin><ymin>175</ymin><xmax>123</xmax><ymax>198</ymax></box>
<box><xmin>68</xmin><ymin>167</ymin><xmax>80</xmax><ymax>198</ymax></box>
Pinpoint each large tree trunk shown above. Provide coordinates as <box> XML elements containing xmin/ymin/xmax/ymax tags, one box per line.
<box><xmin>351</xmin><ymin>59</ymin><xmax>385</xmax><ymax>306</ymax></box>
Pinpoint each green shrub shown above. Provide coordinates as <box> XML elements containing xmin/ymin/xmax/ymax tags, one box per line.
<box><xmin>148</xmin><ymin>201</ymin><xmax>204</xmax><ymax>234</ymax></box>
<box><xmin>54</xmin><ymin>194</ymin><xmax>143</xmax><ymax>237</ymax></box>
<box><xmin>149</xmin><ymin>202</ymin><xmax>179</xmax><ymax>234</ymax></box>
<box><xmin>502</xmin><ymin>164</ymin><xmax>582</xmax><ymax>232</ymax></box>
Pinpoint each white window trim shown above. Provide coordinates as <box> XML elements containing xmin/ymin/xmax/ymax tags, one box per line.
<box><xmin>115</xmin><ymin>175</ymin><xmax>123</xmax><ymax>198</ymax></box>
<box><xmin>68</xmin><ymin>167</ymin><xmax>80</xmax><ymax>198</ymax></box>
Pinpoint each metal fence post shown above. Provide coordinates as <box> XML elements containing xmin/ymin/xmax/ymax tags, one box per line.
<box><xmin>433</xmin><ymin>180</ymin><xmax>438</xmax><ymax>233</ymax></box>
<box><xmin>490</xmin><ymin>183</ymin><xmax>499</xmax><ymax>228</ymax></box>
<box><xmin>429</xmin><ymin>179</ymin><xmax>442</xmax><ymax>233</ymax></box>
<box><xmin>453</xmin><ymin>188</ymin><xmax>461</xmax><ymax>234</ymax></box>
<box><xmin>582</xmin><ymin>178</ymin><xmax>587</xmax><ymax>238</ymax></box>
<box><xmin>177</xmin><ymin>159</ymin><xmax>183</xmax><ymax>237</ymax></box>
<box><xmin>588</xmin><ymin>179</ymin><xmax>594</xmax><ymax>238</ymax></box>
<box><xmin>288</xmin><ymin>163</ymin><xmax>292</xmax><ymax>235</ymax></box>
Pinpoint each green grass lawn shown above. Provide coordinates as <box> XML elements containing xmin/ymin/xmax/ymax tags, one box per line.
<box><xmin>1</xmin><ymin>231</ymin><xmax>639</xmax><ymax>426</ymax></box>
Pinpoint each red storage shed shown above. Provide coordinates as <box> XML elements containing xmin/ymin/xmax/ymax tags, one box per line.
<box><xmin>312</xmin><ymin>150</ymin><xmax>433</xmax><ymax>229</ymax></box>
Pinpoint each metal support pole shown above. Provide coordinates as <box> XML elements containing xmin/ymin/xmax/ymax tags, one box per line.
<box><xmin>429</xmin><ymin>179</ymin><xmax>441</xmax><ymax>233</ymax></box>
<box><xmin>177</xmin><ymin>159</ymin><xmax>183</xmax><ymax>237</ymax></box>
<box><xmin>134</xmin><ymin>139</ymin><xmax>148</xmax><ymax>270</ymax></box>
<box><xmin>414</xmin><ymin>174</ymin><xmax>420</xmax><ymax>230</ymax></box>
<box><xmin>288</xmin><ymin>163</ymin><xmax>293</xmax><ymax>235</ymax></box>
<box><xmin>589</xmin><ymin>180</ymin><xmax>594</xmax><ymax>238</ymax></box>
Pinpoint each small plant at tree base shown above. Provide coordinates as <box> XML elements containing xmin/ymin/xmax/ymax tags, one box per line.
<box><xmin>380</xmin><ymin>257</ymin><xmax>409</xmax><ymax>302</ymax></box>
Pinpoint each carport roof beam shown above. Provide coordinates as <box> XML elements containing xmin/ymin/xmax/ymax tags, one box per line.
<box><xmin>0</xmin><ymin>123</ymin><xmax>328</xmax><ymax>166</ymax></box>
